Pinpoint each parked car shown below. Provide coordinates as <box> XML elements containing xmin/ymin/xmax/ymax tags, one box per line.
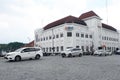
<box><xmin>0</xmin><ymin>51</ymin><xmax>7</xmax><ymax>57</ymax></box>
<box><xmin>94</xmin><ymin>50</ymin><xmax>106</xmax><ymax>56</ymax></box>
<box><xmin>83</xmin><ymin>51</ymin><xmax>92</xmax><ymax>55</ymax></box>
<box><xmin>4</xmin><ymin>47</ymin><xmax>43</xmax><ymax>61</ymax></box>
<box><xmin>115</xmin><ymin>50</ymin><xmax>120</xmax><ymax>55</ymax></box>
<box><xmin>94</xmin><ymin>49</ymin><xmax>112</xmax><ymax>56</ymax></box>
<box><xmin>61</xmin><ymin>48</ymin><xmax>83</xmax><ymax>58</ymax></box>
<box><xmin>106</xmin><ymin>50</ymin><xmax>112</xmax><ymax>55</ymax></box>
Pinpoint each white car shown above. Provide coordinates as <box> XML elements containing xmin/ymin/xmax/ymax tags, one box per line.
<box><xmin>106</xmin><ymin>50</ymin><xmax>112</xmax><ymax>55</ymax></box>
<box><xmin>4</xmin><ymin>47</ymin><xmax>43</xmax><ymax>61</ymax></box>
<box><xmin>94</xmin><ymin>50</ymin><xmax>111</xmax><ymax>56</ymax></box>
<box><xmin>94</xmin><ymin>50</ymin><xmax>105</xmax><ymax>56</ymax></box>
<box><xmin>61</xmin><ymin>48</ymin><xmax>83</xmax><ymax>57</ymax></box>
<box><xmin>115</xmin><ymin>50</ymin><xmax>120</xmax><ymax>55</ymax></box>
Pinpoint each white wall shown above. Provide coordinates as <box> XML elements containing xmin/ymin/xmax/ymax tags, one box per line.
<box><xmin>35</xmin><ymin>16</ymin><xmax>119</xmax><ymax>53</ymax></box>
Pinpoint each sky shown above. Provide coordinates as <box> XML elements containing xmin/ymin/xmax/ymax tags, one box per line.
<box><xmin>0</xmin><ymin>0</ymin><xmax>120</xmax><ymax>44</ymax></box>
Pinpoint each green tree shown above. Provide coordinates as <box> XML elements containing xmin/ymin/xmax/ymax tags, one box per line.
<box><xmin>0</xmin><ymin>42</ymin><xmax>25</xmax><ymax>53</ymax></box>
<box><xmin>0</xmin><ymin>44</ymin><xmax>7</xmax><ymax>53</ymax></box>
<box><xmin>6</xmin><ymin>42</ymin><xmax>25</xmax><ymax>52</ymax></box>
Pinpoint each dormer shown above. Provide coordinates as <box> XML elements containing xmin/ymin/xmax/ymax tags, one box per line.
<box><xmin>79</xmin><ymin>11</ymin><xmax>102</xmax><ymax>21</ymax></box>
<box><xmin>79</xmin><ymin>11</ymin><xmax>102</xmax><ymax>28</ymax></box>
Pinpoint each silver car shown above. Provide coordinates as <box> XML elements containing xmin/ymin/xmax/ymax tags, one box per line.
<box><xmin>61</xmin><ymin>48</ymin><xmax>83</xmax><ymax>58</ymax></box>
<box><xmin>94</xmin><ymin>50</ymin><xmax>106</xmax><ymax>56</ymax></box>
<box><xmin>94</xmin><ymin>50</ymin><xmax>112</xmax><ymax>56</ymax></box>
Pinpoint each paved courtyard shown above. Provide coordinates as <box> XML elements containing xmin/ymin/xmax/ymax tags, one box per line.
<box><xmin>0</xmin><ymin>55</ymin><xmax>120</xmax><ymax>80</ymax></box>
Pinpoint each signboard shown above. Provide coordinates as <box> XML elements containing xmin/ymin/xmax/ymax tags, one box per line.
<box><xmin>65</xmin><ymin>26</ymin><xmax>74</xmax><ymax>31</ymax></box>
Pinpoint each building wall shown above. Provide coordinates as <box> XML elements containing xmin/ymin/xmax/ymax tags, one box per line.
<box><xmin>101</xmin><ymin>28</ymin><xmax>119</xmax><ymax>51</ymax></box>
<box><xmin>83</xmin><ymin>16</ymin><xmax>102</xmax><ymax>50</ymax></box>
<box><xmin>35</xmin><ymin>16</ymin><xmax>119</xmax><ymax>53</ymax></box>
<box><xmin>82</xmin><ymin>16</ymin><xmax>119</xmax><ymax>51</ymax></box>
<box><xmin>35</xmin><ymin>23</ymin><xmax>93</xmax><ymax>53</ymax></box>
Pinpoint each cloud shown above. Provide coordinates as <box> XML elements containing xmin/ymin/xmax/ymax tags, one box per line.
<box><xmin>93</xmin><ymin>0</ymin><xmax>120</xmax><ymax>30</ymax></box>
<box><xmin>0</xmin><ymin>0</ymin><xmax>119</xmax><ymax>43</ymax></box>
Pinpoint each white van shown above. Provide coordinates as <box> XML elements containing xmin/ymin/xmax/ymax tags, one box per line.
<box><xmin>61</xmin><ymin>48</ymin><xmax>83</xmax><ymax>57</ymax></box>
<box><xmin>4</xmin><ymin>47</ymin><xmax>43</xmax><ymax>61</ymax></box>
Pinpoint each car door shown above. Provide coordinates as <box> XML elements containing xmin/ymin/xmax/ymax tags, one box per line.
<box><xmin>28</xmin><ymin>48</ymin><xmax>36</xmax><ymax>58</ymax></box>
<box><xmin>76</xmin><ymin>49</ymin><xmax>81</xmax><ymax>55</ymax></box>
<box><xmin>20</xmin><ymin>48</ymin><xmax>31</xmax><ymax>59</ymax></box>
<box><xmin>72</xmin><ymin>49</ymin><xmax>78</xmax><ymax>56</ymax></box>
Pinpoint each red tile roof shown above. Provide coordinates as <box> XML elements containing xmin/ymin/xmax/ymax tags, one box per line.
<box><xmin>43</xmin><ymin>11</ymin><xmax>117</xmax><ymax>32</ymax></box>
<box><xmin>79</xmin><ymin>11</ymin><xmax>116</xmax><ymax>32</ymax></box>
<box><xmin>24</xmin><ymin>40</ymin><xmax>34</xmax><ymax>47</ymax></box>
<box><xmin>79</xmin><ymin>11</ymin><xmax>100</xmax><ymax>19</ymax></box>
<box><xmin>44</xmin><ymin>15</ymin><xmax>87</xmax><ymax>30</ymax></box>
<box><xmin>102</xmin><ymin>23</ymin><xmax>117</xmax><ymax>32</ymax></box>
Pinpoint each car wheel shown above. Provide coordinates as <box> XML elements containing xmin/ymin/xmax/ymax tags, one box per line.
<box><xmin>62</xmin><ymin>54</ymin><xmax>66</xmax><ymax>58</ymax></box>
<box><xmin>15</xmin><ymin>56</ymin><xmax>21</xmax><ymax>61</ymax></box>
<box><xmin>35</xmin><ymin>54</ymin><xmax>40</xmax><ymax>60</ymax></box>
<box><xmin>99</xmin><ymin>54</ymin><xmax>102</xmax><ymax>56</ymax></box>
<box><xmin>68</xmin><ymin>53</ymin><xmax>72</xmax><ymax>57</ymax></box>
<box><xmin>79</xmin><ymin>53</ymin><xmax>82</xmax><ymax>57</ymax></box>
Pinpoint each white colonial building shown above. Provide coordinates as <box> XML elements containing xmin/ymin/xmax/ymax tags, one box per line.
<box><xmin>35</xmin><ymin>11</ymin><xmax>119</xmax><ymax>54</ymax></box>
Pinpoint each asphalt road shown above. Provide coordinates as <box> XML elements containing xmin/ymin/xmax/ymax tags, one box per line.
<box><xmin>0</xmin><ymin>55</ymin><xmax>120</xmax><ymax>80</ymax></box>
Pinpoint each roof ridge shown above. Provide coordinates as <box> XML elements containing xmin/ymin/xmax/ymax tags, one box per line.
<box><xmin>43</xmin><ymin>15</ymin><xmax>87</xmax><ymax>30</ymax></box>
<box><xmin>79</xmin><ymin>11</ymin><xmax>100</xmax><ymax>19</ymax></box>
<box><xmin>102</xmin><ymin>23</ymin><xmax>117</xmax><ymax>32</ymax></box>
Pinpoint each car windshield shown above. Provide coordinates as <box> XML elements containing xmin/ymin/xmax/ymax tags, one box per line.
<box><xmin>14</xmin><ymin>48</ymin><xmax>23</xmax><ymax>52</ymax></box>
<box><xmin>66</xmin><ymin>49</ymin><xmax>72</xmax><ymax>51</ymax></box>
<box><xmin>106</xmin><ymin>50</ymin><xmax>110</xmax><ymax>52</ymax></box>
<box><xmin>117</xmin><ymin>50</ymin><xmax>120</xmax><ymax>52</ymax></box>
<box><xmin>96</xmin><ymin>50</ymin><xmax>104</xmax><ymax>52</ymax></box>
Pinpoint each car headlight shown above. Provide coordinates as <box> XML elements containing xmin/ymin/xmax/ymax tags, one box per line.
<box><xmin>7</xmin><ymin>54</ymin><xmax>14</xmax><ymax>56</ymax></box>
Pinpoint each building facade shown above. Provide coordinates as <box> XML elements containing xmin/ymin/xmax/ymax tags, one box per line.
<box><xmin>35</xmin><ymin>11</ymin><xmax>119</xmax><ymax>54</ymax></box>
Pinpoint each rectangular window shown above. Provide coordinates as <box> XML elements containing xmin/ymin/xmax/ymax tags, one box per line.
<box><xmin>60</xmin><ymin>33</ymin><xmax>63</xmax><ymax>37</ymax></box>
<box><xmin>43</xmin><ymin>48</ymin><xmax>45</xmax><ymax>52</ymax></box>
<box><xmin>49</xmin><ymin>36</ymin><xmax>51</xmax><ymax>39</ymax></box>
<box><xmin>104</xmin><ymin>37</ymin><xmax>106</xmax><ymax>40</ymax></box>
<box><xmin>109</xmin><ymin>37</ymin><xmax>111</xmax><ymax>41</ymax></box>
<box><xmin>81</xmin><ymin>34</ymin><xmax>84</xmax><ymax>38</ymax></box>
<box><xmin>57</xmin><ymin>46</ymin><xmax>59</xmax><ymax>52</ymax></box>
<box><xmin>56</xmin><ymin>34</ymin><xmax>59</xmax><ymax>38</ymax></box>
<box><xmin>89</xmin><ymin>35</ymin><xmax>92</xmax><ymax>38</ymax></box>
<box><xmin>76</xmin><ymin>33</ymin><xmax>79</xmax><ymax>37</ymax></box>
<box><xmin>107</xmin><ymin>37</ymin><xmax>108</xmax><ymax>40</ymax></box>
<box><xmin>52</xmin><ymin>47</ymin><xmax>55</xmax><ymax>52</ymax></box>
<box><xmin>81</xmin><ymin>46</ymin><xmax>84</xmax><ymax>51</ymax></box>
<box><xmin>46</xmin><ymin>48</ymin><xmax>48</xmax><ymax>52</ymax></box>
<box><xmin>49</xmin><ymin>47</ymin><xmax>51</xmax><ymax>52</ymax></box>
<box><xmin>67</xmin><ymin>32</ymin><xmax>72</xmax><ymax>37</ymax></box>
<box><xmin>41</xmin><ymin>38</ymin><xmax>42</xmax><ymax>41</ymax></box>
<box><xmin>46</xmin><ymin>37</ymin><xmax>48</xmax><ymax>40</ymax></box>
<box><xmin>85</xmin><ymin>34</ymin><xmax>88</xmax><ymax>38</ymax></box>
<box><xmin>44</xmin><ymin>37</ymin><xmax>45</xmax><ymax>41</ymax></box>
<box><xmin>61</xmin><ymin>46</ymin><xmax>64</xmax><ymax>51</ymax></box>
<box><xmin>76</xmin><ymin>46</ymin><xmax>79</xmax><ymax>48</ymax></box>
<box><xmin>90</xmin><ymin>46</ymin><xmax>92</xmax><ymax>51</ymax></box>
<box><xmin>53</xmin><ymin>35</ymin><xmax>55</xmax><ymax>39</ymax></box>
